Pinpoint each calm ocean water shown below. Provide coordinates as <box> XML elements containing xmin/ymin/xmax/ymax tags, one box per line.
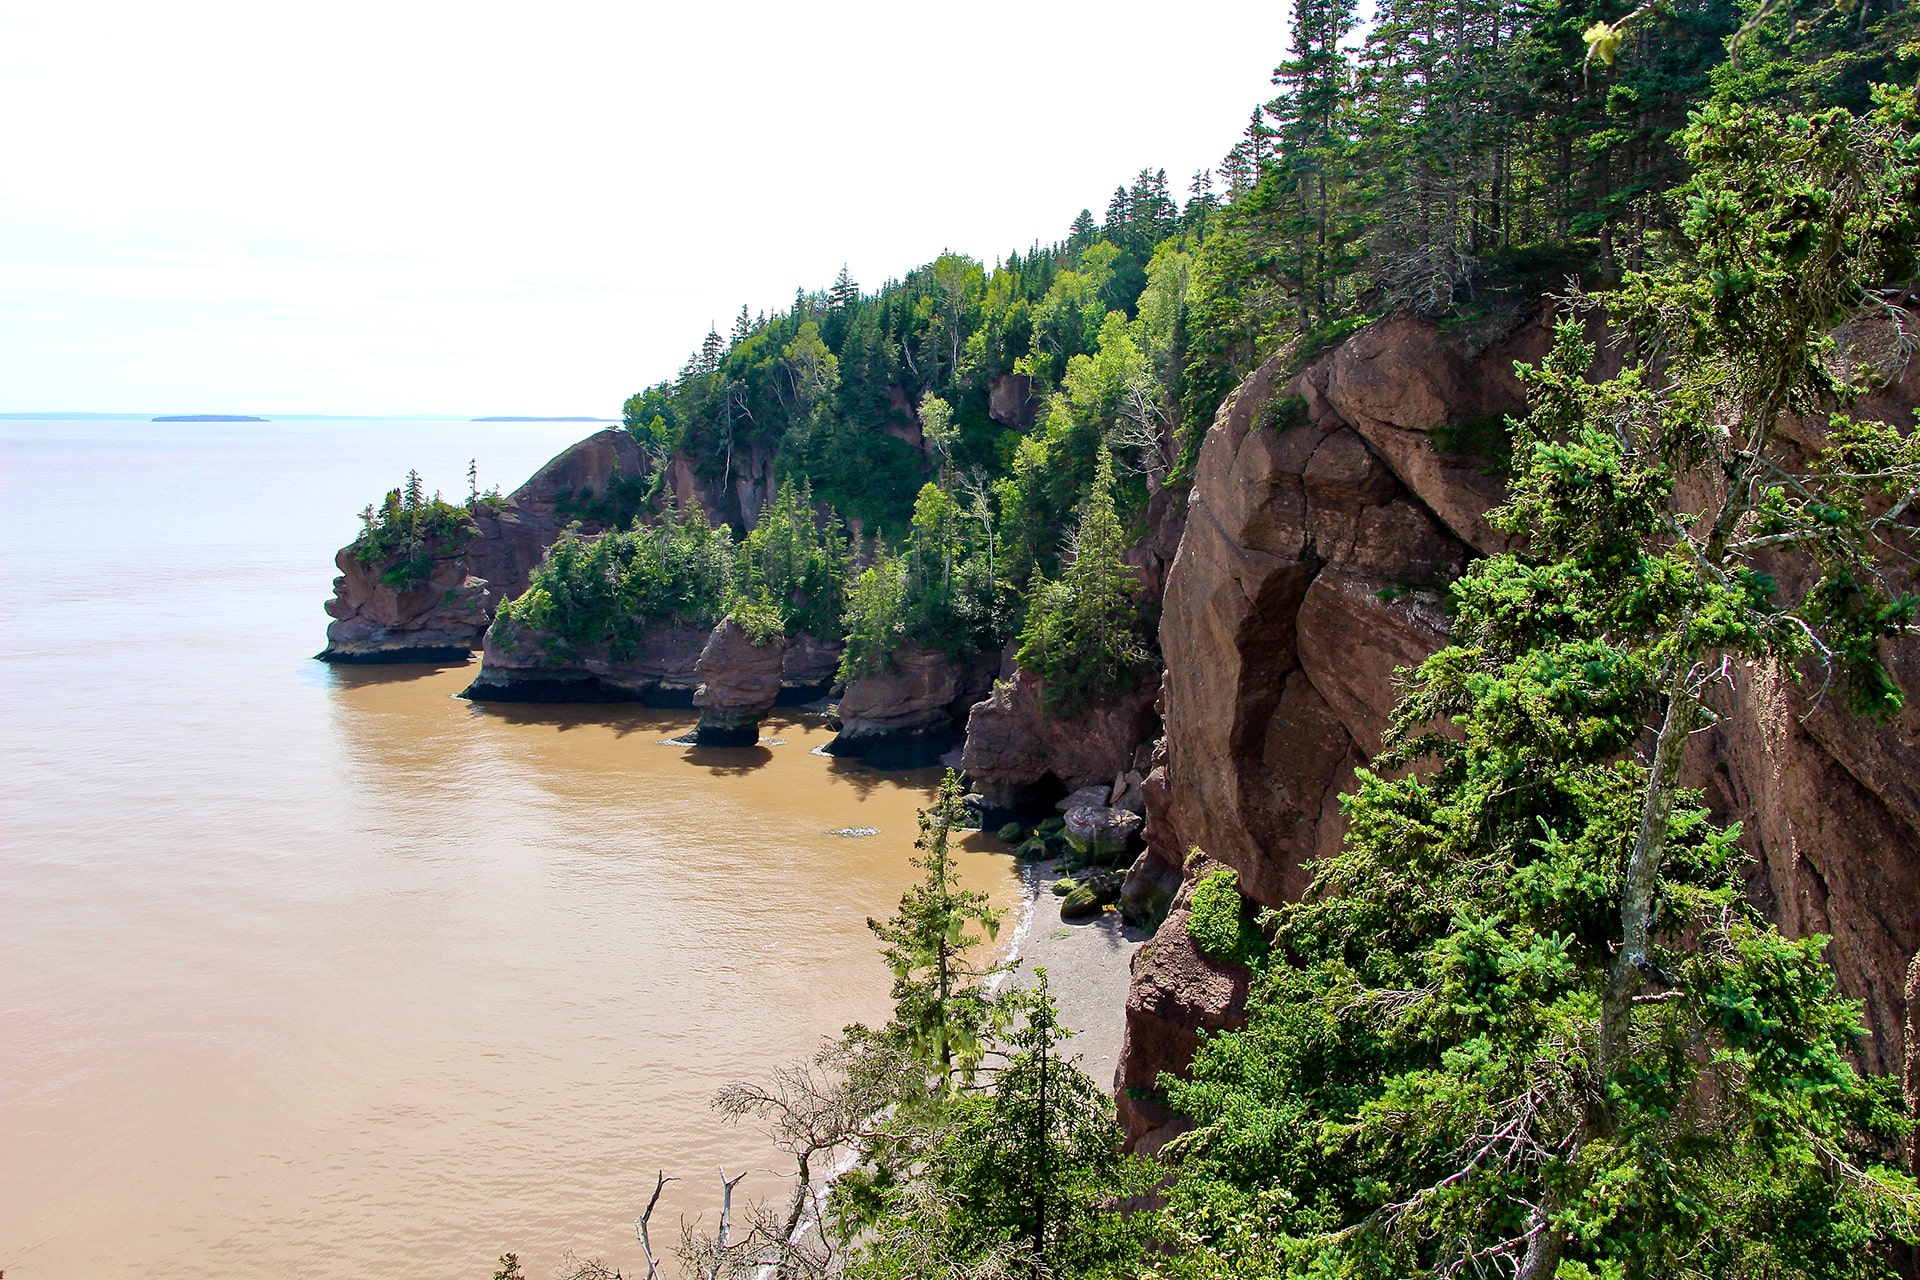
<box><xmin>0</xmin><ymin>418</ymin><xmax>1014</xmax><ymax>1279</ymax></box>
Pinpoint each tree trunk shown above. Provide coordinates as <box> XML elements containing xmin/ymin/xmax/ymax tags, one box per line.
<box><xmin>1601</xmin><ymin>667</ymin><xmax>1698</xmax><ymax>1076</ymax></box>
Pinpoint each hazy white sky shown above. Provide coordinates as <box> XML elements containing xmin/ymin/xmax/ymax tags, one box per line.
<box><xmin>1</xmin><ymin>1</ymin><xmax>1288</xmax><ymax>416</ymax></box>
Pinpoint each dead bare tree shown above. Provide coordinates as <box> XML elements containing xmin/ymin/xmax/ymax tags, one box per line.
<box><xmin>632</xmin><ymin>1170</ymin><xmax>676</xmax><ymax>1280</ymax></box>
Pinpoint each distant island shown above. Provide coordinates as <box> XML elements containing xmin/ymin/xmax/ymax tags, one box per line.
<box><xmin>153</xmin><ymin>414</ymin><xmax>267</xmax><ymax>422</ymax></box>
<box><xmin>471</xmin><ymin>416</ymin><xmax>612</xmax><ymax>423</ymax></box>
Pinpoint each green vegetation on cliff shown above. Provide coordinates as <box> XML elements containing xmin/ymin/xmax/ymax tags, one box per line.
<box><xmin>437</xmin><ymin>11</ymin><xmax>1920</xmax><ymax>1268</ymax></box>
<box><xmin>350</xmin><ymin>469</ymin><xmax>485</xmax><ymax>591</ymax></box>
<box><xmin>1015</xmin><ymin>448</ymin><xmax>1153</xmax><ymax>714</ymax></box>
<box><xmin>1157</xmin><ymin>76</ymin><xmax>1920</xmax><ymax>1278</ymax></box>
<box><xmin>493</xmin><ymin>504</ymin><xmax>734</xmax><ymax>656</ymax></box>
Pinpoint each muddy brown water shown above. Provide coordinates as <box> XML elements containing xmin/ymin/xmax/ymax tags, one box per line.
<box><xmin>0</xmin><ymin>419</ymin><xmax>1019</xmax><ymax>1279</ymax></box>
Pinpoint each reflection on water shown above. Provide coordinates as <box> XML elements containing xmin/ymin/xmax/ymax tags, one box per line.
<box><xmin>0</xmin><ymin>420</ymin><xmax>1016</xmax><ymax>1280</ymax></box>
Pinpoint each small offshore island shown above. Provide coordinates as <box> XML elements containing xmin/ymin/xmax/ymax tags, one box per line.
<box><xmin>318</xmin><ymin>10</ymin><xmax>1920</xmax><ymax>1278</ymax></box>
<box><xmin>152</xmin><ymin>413</ymin><xmax>267</xmax><ymax>422</ymax></box>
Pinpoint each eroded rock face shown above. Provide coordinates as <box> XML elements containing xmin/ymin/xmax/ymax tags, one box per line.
<box><xmin>692</xmin><ymin>620</ymin><xmax>787</xmax><ymax>745</ymax></box>
<box><xmin>1115</xmin><ymin>871</ymin><xmax>1253</xmax><ymax>1153</ymax></box>
<box><xmin>1121</xmin><ymin>304</ymin><xmax>1920</xmax><ymax>1141</ymax></box>
<box><xmin>319</xmin><ymin>428</ymin><xmax>648</xmax><ymax>662</ymax></box>
<box><xmin>780</xmin><ymin>633</ymin><xmax>843</xmax><ymax>701</ymax></box>
<box><xmin>460</xmin><ymin>616</ymin><xmax>710</xmax><ymax>703</ymax></box>
<box><xmin>988</xmin><ymin>373</ymin><xmax>1039</xmax><ymax>430</ymax></box>
<box><xmin>827</xmin><ymin>646</ymin><xmax>997</xmax><ymax>768</ymax></box>
<box><xmin>961</xmin><ymin>669</ymin><xmax>1161</xmax><ymax>806</ymax></box>
<box><xmin>1153</xmin><ymin>339</ymin><xmax>1471</xmax><ymax>916</ymax></box>
<box><xmin>319</xmin><ymin>546</ymin><xmax>493</xmax><ymax>663</ymax></box>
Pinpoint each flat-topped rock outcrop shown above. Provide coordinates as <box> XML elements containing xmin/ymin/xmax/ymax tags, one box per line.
<box><xmin>319</xmin><ymin>428</ymin><xmax>647</xmax><ymax>663</ymax></box>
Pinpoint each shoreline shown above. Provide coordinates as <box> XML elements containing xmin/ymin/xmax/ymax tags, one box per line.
<box><xmin>999</xmin><ymin>854</ymin><xmax>1148</xmax><ymax>1094</ymax></box>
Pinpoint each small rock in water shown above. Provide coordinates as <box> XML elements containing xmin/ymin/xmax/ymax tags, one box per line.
<box><xmin>824</xmin><ymin>827</ymin><xmax>880</xmax><ymax>838</ymax></box>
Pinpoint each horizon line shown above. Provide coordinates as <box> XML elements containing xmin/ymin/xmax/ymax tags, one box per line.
<box><xmin>0</xmin><ymin>412</ymin><xmax>618</xmax><ymax>422</ymax></box>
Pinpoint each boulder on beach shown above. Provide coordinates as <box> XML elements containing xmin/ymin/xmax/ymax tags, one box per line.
<box><xmin>1064</xmin><ymin>804</ymin><xmax>1142</xmax><ymax>861</ymax></box>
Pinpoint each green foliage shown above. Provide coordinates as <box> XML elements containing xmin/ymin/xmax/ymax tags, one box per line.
<box><xmin>350</xmin><ymin>469</ymin><xmax>479</xmax><ymax>591</ymax></box>
<box><xmin>553</xmin><ymin>471</ymin><xmax>655</xmax><ymax>531</ymax></box>
<box><xmin>492</xmin><ymin>505</ymin><xmax>733</xmax><ymax>658</ymax></box>
<box><xmin>1429</xmin><ymin>411</ymin><xmax>1516</xmax><ymax>474</ymax></box>
<box><xmin>729</xmin><ymin>479</ymin><xmax>848</xmax><ymax>638</ymax></box>
<box><xmin>838</xmin><ymin>554</ymin><xmax>910</xmax><ymax>680</ymax></box>
<box><xmin>1184</xmin><ymin>869</ymin><xmax>1268</xmax><ymax>968</ymax></box>
<box><xmin>1155</xmin><ymin>85</ymin><xmax>1920</xmax><ymax>1280</ymax></box>
<box><xmin>835</xmin><ymin>479</ymin><xmax>1008</xmax><ymax>682</ymax></box>
<box><xmin>1016</xmin><ymin>448</ymin><xmax>1150</xmax><ymax>715</ymax></box>
<box><xmin>864</xmin><ymin>771</ymin><xmax>1005</xmax><ymax>1088</ymax></box>
<box><xmin>727</xmin><ymin>598</ymin><xmax>784</xmax><ymax>647</ymax></box>
<box><xmin>844</xmin><ymin>973</ymin><xmax>1151</xmax><ymax>1280</ymax></box>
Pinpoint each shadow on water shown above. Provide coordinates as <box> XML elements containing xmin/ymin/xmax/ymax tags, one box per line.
<box><xmin>459</xmin><ymin>698</ymin><xmax>689</xmax><ymax>740</ymax></box>
<box><xmin>679</xmin><ymin>744</ymin><xmax>774</xmax><ymax>774</ymax></box>
<box><xmin>320</xmin><ymin>657</ymin><xmax>474</xmax><ymax>688</ymax></box>
<box><xmin>821</xmin><ymin>755</ymin><xmax>946</xmax><ymax>801</ymax></box>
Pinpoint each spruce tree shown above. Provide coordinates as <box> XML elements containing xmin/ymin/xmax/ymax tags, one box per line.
<box><xmin>865</xmin><ymin>770</ymin><xmax>1004</xmax><ymax>1090</ymax></box>
<box><xmin>1159</xmin><ymin>85</ymin><xmax>1920</xmax><ymax>1280</ymax></box>
<box><xmin>1015</xmin><ymin>446</ymin><xmax>1149</xmax><ymax>715</ymax></box>
<box><xmin>1267</xmin><ymin>0</ymin><xmax>1358</xmax><ymax>330</ymax></box>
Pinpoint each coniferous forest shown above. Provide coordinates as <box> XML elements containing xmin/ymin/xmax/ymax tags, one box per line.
<box><xmin>410</xmin><ymin>1</ymin><xmax>1920</xmax><ymax>1275</ymax></box>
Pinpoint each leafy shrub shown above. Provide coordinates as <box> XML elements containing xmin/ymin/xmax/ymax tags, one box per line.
<box><xmin>728</xmin><ymin>599</ymin><xmax>784</xmax><ymax>646</ymax></box>
<box><xmin>1185</xmin><ymin>867</ymin><xmax>1267</xmax><ymax>968</ymax></box>
<box><xmin>731</xmin><ymin>480</ymin><xmax>848</xmax><ymax>638</ymax></box>
<box><xmin>836</xmin><ymin>481</ymin><xmax>1006</xmax><ymax>682</ymax></box>
<box><xmin>837</xmin><ymin>555</ymin><xmax>908</xmax><ymax>679</ymax></box>
<box><xmin>554</xmin><ymin>470</ymin><xmax>658</xmax><ymax>530</ymax></box>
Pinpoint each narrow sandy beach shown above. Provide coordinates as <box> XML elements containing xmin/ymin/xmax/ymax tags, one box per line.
<box><xmin>1004</xmin><ymin>856</ymin><xmax>1149</xmax><ymax>1094</ymax></box>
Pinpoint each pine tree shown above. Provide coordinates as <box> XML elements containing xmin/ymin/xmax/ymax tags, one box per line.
<box><xmin>1267</xmin><ymin>0</ymin><xmax>1358</xmax><ymax>330</ymax></box>
<box><xmin>1015</xmin><ymin>446</ymin><xmax>1148</xmax><ymax>715</ymax></box>
<box><xmin>697</xmin><ymin>326</ymin><xmax>725</xmax><ymax>375</ymax></box>
<box><xmin>829</xmin><ymin>263</ymin><xmax>860</xmax><ymax>310</ymax></box>
<box><xmin>846</xmin><ymin>972</ymin><xmax>1141</xmax><ymax>1278</ymax></box>
<box><xmin>1068</xmin><ymin>208</ymin><xmax>1098</xmax><ymax>250</ymax></box>
<box><xmin>865</xmin><ymin>771</ymin><xmax>1004</xmax><ymax>1089</ymax></box>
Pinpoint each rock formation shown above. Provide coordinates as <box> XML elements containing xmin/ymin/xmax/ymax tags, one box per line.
<box><xmin>460</xmin><ymin>615</ymin><xmax>710</xmax><ymax>703</ymax></box>
<box><xmin>826</xmin><ymin>645</ymin><xmax>998</xmax><ymax>769</ymax></box>
<box><xmin>961</xmin><ymin>668</ymin><xmax>1160</xmax><ymax>815</ymax></box>
<box><xmin>778</xmin><ymin>632</ymin><xmax>843</xmax><ymax>704</ymax></box>
<box><xmin>318</xmin><ymin>543</ymin><xmax>494</xmax><ymax>664</ymax></box>
<box><xmin>1115</xmin><ymin>864</ymin><xmax>1253</xmax><ymax>1154</ymax></box>
<box><xmin>1117</xmin><ymin>305</ymin><xmax>1920</xmax><ymax>1142</ymax></box>
<box><xmin>319</xmin><ymin>428</ymin><xmax>649</xmax><ymax>662</ymax></box>
<box><xmin>692</xmin><ymin>620</ymin><xmax>786</xmax><ymax>745</ymax></box>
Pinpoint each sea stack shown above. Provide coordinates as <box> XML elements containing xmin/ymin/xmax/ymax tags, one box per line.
<box><xmin>691</xmin><ymin>619</ymin><xmax>786</xmax><ymax>747</ymax></box>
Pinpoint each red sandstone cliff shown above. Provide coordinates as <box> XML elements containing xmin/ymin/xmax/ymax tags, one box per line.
<box><xmin>320</xmin><ymin>428</ymin><xmax>649</xmax><ymax>662</ymax></box>
<box><xmin>1117</xmin><ymin>306</ymin><xmax>1920</xmax><ymax>1145</ymax></box>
